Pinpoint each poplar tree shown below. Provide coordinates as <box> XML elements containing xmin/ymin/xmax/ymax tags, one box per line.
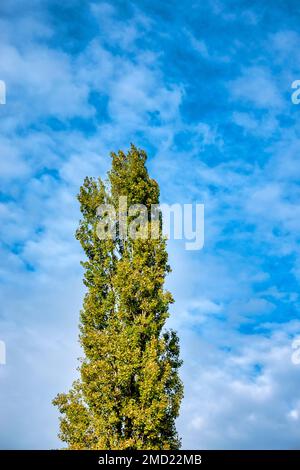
<box><xmin>53</xmin><ymin>145</ymin><xmax>183</xmax><ymax>449</ymax></box>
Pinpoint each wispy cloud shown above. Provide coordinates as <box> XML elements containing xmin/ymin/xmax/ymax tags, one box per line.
<box><xmin>1</xmin><ymin>0</ymin><xmax>300</xmax><ymax>450</ymax></box>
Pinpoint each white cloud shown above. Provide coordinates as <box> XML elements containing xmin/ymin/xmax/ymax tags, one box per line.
<box><xmin>229</xmin><ymin>66</ymin><xmax>284</xmax><ymax>109</ymax></box>
<box><xmin>232</xmin><ymin>111</ymin><xmax>278</xmax><ymax>137</ymax></box>
<box><xmin>1</xmin><ymin>0</ymin><xmax>300</xmax><ymax>452</ymax></box>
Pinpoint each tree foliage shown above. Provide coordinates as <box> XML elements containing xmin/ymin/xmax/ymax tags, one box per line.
<box><xmin>53</xmin><ymin>145</ymin><xmax>183</xmax><ymax>449</ymax></box>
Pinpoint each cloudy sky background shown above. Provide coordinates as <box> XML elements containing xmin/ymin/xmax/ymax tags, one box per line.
<box><xmin>1</xmin><ymin>0</ymin><xmax>300</xmax><ymax>449</ymax></box>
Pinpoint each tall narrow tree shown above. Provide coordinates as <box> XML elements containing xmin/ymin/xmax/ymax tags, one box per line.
<box><xmin>53</xmin><ymin>145</ymin><xmax>183</xmax><ymax>449</ymax></box>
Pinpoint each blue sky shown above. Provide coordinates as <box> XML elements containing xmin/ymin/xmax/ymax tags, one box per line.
<box><xmin>1</xmin><ymin>0</ymin><xmax>300</xmax><ymax>449</ymax></box>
